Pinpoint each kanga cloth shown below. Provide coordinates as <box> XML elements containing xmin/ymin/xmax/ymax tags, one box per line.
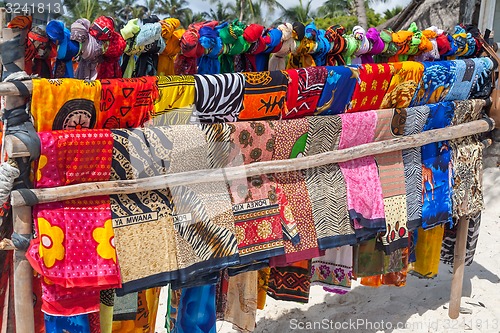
<box><xmin>303</xmin><ymin>116</ymin><xmax>355</xmax><ymax>249</ymax></box>
<box><xmin>444</xmin><ymin>59</ymin><xmax>477</xmax><ymax>101</ymax></box>
<box><xmin>44</xmin><ymin>313</ymin><xmax>100</xmax><ymax>333</ymax></box>
<box><xmin>379</xmin><ymin>61</ymin><xmax>424</xmax><ymax>109</ymax></box>
<box><xmin>410</xmin><ymin>61</ymin><xmax>457</xmax><ymax>106</ymax></box>
<box><xmin>112</xmin><ymin>288</ymin><xmax>161</xmax><ymax>333</ymax></box>
<box><xmin>154</xmin><ymin>75</ymin><xmax>195</xmax><ymax>117</ymax></box>
<box><xmin>225</xmin><ymin>121</ymin><xmax>286</xmax><ymax>264</ymax></box>
<box><xmin>449</xmin><ymin>99</ymin><xmax>484</xmax><ymax>218</ymax></box>
<box><xmin>310</xmin><ymin>245</ymin><xmax>353</xmax><ymax>295</ymax></box>
<box><xmin>373</xmin><ymin>109</ymin><xmax>408</xmax><ymax>253</ymax></box>
<box><xmin>283</xmin><ymin>67</ymin><xmax>328</xmax><ymax>119</ymax></box>
<box><xmin>238</xmin><ymin>70</ymin><xmax>288</xmax><ymax>120</ymax></box>
<box><xmin>315</xmin><ymin>66</ymin><xmax>359</xmax><ymax>115</ymax></box>
<box><xmin>257</xmin><ymin>267</ymin><xmax>270</xmax><ymax>310</ymax></box>
<box><xmin>359</xmin><ymin>247</ymin><xmax>409</xmax><ymax>287</ymax></box>
<box><xmin>401</xmin><ymin>105</ymin><xmax>430</xmax><ymax>231</ymax></box>
<box><xmin>192</xmin><ymin>73</ymin><xmax>245</xmax><ymax>123</ymax></box>
<box><xmin>409</xmin><ymin>225</ymin><xmax>444</xmax><ymax>278</ymax></box>
<box><xmin>31</xmin><ymin>78</ymin><xmax>102</xmax><ymax>131</ymax></box>
<box><xmin>224</xmin><ymin>271</ymin><xmax>258</xmax><ymax>332</ymax></box>
<box><xmin>469</xmin><ymin>57</ymin><xmax>494</xmax><ymax>99</ymax></box>
<box><xmin>166</xmin><ymin>125</ymin><xmax>239</xmax><ymax>286</ymax></box>
<box><xmin>267</xmin><ymin>260</ymin><xmax>311</xmax><ymax>303</ymax></box>
<box><xmin>174</xmin><ymin>284</ymin><xmax>216</xmax><ymax>333</ymax></box>
<box><xmin>441</xmin><ymin>212</ymin><xmax>482</xmax><ymax>266</ymax></box>
<box><xmin>110</xmin><ymin>127</ymin><xmax>178</xmax><ymax>293</ymax></box>
<box><xmin>338</xmin><ymin>112</ymin><xmax>386</xmax><ymax>237</ymax></box>
<box><xmin>347</xmin><ymin>63</ymin><xmax>393</xmax><ymax>113</ymax></box>
<box><xmin>421</xmin><ymin>101</ymin><xmax>455</xmax><ymax>229</ymax></box>
<box><xmin>99</xmin><ymin>77</ymin><xmax>159</xmax><ymax>129</ymax></box>
<box><xmin>270</xmin><ymin>118</ymin><xmax>322</xmax><ymax>263</ymax></box>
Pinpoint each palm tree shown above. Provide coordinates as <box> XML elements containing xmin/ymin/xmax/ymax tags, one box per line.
<box><xmin>279</xmin><ymin>0</ymin><xmax>314</xmax><ymax>23</ymax></box>
<box><xmin>62</xmin><ymin>0</ymin><xmax>104</xmax><ymax>23</ymax></box>
<box><xmin>156</xmin><ymin>0</ymin><xmax>193</xmax><ymax>27</ymax></box>
<box><xmin>353</xmin><ymin>0</ymin><xmax>367</xmax><ymax>28</ymax></box>
<box><xmin>383</xmin><ymin>6</ymin><xmax>403</xmax><ymax>20</ymax></box>
<box><xmin>317</xmin><ymin>0</ymin><xmax>352</xmax><ymax>17</ymax></box>
<box><xmin>205</xmin><ymin>1</ymin><xmax>236</xmax><ymax>22</ymax></box>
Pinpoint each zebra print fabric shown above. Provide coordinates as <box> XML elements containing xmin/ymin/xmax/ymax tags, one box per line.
<box><xmin>192</xmin><ymin>73</ymin><xmax>245</xmax><ymax>123</ymax></box>
<box><xmin>441</xmin><ymin>212</ymin><xmax>481</xmax><ymax>266</ymax></box>
<box><xmin>303</xmin><ymin>116</ymin><xmax>355</xmax><ymax>249</ymax></box>
<box><xmin>402</xmin><ymin>105</ymin><xmax>430</xmax><ymax>230</ymax></box>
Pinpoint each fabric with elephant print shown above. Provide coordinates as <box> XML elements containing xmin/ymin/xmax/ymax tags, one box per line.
<box><xmin>31</xmin><ymin>78</ymin><xmax>101</xmax><ymax>131</ymax></box>
<box><xmin>421</xmin><ymin>101</ymin><xmax>455</xmax><ymax>229</ymax></box>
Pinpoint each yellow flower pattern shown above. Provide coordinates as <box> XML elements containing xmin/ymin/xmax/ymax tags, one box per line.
<box><xmin>37</xmin><ymin>217</ymin><xmax>65</xmax><ymax>268</ymax></box>
<box><xmin>93</xmin><ymin>219</ymin><xmax>117</xmax><ymax>263</ymax></box>
<box><xmin>36</xmin><ymin>155</ymin><xmax>48</xmax><ymax>182</ymax></box>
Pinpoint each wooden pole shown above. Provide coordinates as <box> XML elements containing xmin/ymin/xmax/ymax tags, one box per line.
<box><xmin>1</xmin><ymin>25</ymin><xmax>35</xmax><ymax>333</ymax></box>
<box><xmin>8</xmin><ymin>117</ymin><xmax>494</xmax><ymax>207</ymax></box>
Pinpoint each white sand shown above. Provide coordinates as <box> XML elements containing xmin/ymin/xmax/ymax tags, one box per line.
<box><xmin>215</xmin><ymin>167</ymin><xmax>500</xmax><ymax>333</ymax></box>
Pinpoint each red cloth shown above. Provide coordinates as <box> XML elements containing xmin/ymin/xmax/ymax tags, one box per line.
<box><xmin>347</xmin><ymin>63</ymin><xmax>393</xmax><ymax>113</ymax></box>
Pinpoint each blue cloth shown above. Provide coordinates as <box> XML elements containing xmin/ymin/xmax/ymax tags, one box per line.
<box><xmin>255</xmin><ymin>28</ymin><xmax>282</xmax><ymax>72</ymax></box>
<box><xmin>46</xmin><ymin>20</ymin><xmax>79</xmax><ymax>78</ymax></box>
<box><xmin>410</xmin><ymin>61</ymin><xmax>457</xmax><ymax>106</ymax></box>
<box><xmin>445</xmin><ymin>59</ymin><xmax>476</xmax><ymax>101</ymax></box>
<box><xmin>198</xmin><ymin>27</ymin><xmax>222</xmax><ymax>75</ymax></box>
<box><xmin>173</xmin><ymin>284</ymin><xmax>216</xmax><ymax>333</ymax></box>
<box><xmin>421</xmin><ymin>101</ymin><xmax>454</xmax><ymax>229</ymax></box>
<box><xmin>315</xmin><ymin>66</ymin><xmax>357</xmax><ymax>115</ymax></box>
<box><xmin>312</xmin><ymin>29</ymin><xmax>330</xmax><ymax>66</ymax></box>
<box><xmin>44</xmin><ymin>314</ymin><xmax>91</xmax><ymax>333</ymax></box>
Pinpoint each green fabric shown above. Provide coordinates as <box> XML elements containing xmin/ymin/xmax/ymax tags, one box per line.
<box><xmin>290</xmin><ymin>133</ymin><xmax>308</xmax><ymax>158</ymax></box>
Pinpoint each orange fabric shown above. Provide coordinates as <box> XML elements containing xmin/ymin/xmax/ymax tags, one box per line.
<box><xmin>112</xmin><ymin>288</ymin><xmax>161</xmax><ymax>333</ymax></box>
<box><xmin>380</xmin><ymin>61</ymin><xmax>424</xmax><ymax>109</ymax></box>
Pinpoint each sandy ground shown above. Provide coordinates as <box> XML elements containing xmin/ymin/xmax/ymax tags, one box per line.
<box><xmin>158</xmin><ymin>167</ymin><xmax>500</xmax><ymax>333</ymax></box>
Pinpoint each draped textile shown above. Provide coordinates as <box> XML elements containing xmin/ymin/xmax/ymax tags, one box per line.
<box><xmin>267</xmin><ymin>260</ymin><xmax>311</xmax><ymax>303</ymax></box>
<box><xmin>410</xmin><ymin>61</ymin><xmax>456</xmax><ymax>106</ymax></box>
<box><xmin>315</xmin><ymin>66</ymin><xmax>358</xmax><ymax>115</ymax></box>
<box><xmin>154</xmin><ymin>75</ymin><xmax>195</xmax><ymax>116</ymax></box>
<box><xmin>174</xmin><ymin>284</ymin><xmax>216</xmax><ymax>333</ymax></box>
<box><xmin>347</xmin><ymin>63</ymin><xmax>393</xmax><ymax>113</ymax></box>
<box><xmin>311</xmin><ymin>246</ymin><xmax>353</xmax><ymax>294</ymax></box>
<box><xmin>224</xmin><ymin>272</ymin><xmax>258</xmax><ymax>332</ymax></box>
<box><xmin>380</xmin><ymin>61</ymin><xmax>424</xmax><ymax>109</ymax></box>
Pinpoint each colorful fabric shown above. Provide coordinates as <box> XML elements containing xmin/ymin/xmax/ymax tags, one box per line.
<box><xmin>373</xmin><ymin>109</ymin><xmax>408</xmax><ymax>253</ymax></box>
<box><xmin>44</xmin><ymin>314</ymin><xmax>93</xmax><ymax>333</ymax></box>
<box><xmin>359</xmin><ymin>247</ymin><xmax>409</xmax><ymax>287</ymax></box>
<box><xmin>192</xmin><ymin>73</ymin><xmax>245</xmax><ymax>123</ymax></box>
<box><xmin>154</xmin><ymin>75</ymin><xmax>195</xmax><ymax>117</ymax></box>
<box><xmin>257</xmin><ymin>268</ymin><xmax>270</xmax><ymax>310</ymax></box>
<box><xmin>31</xmin><ymin>78</ymin><xmax>101</xmax><ymax>131</ymax></box>
<box><xmin>380</xmin><ymin>61</ymin><xmax>424</xmax><ymax>109</ymax></box>
<box><xmin>469</xmin><ymin>57</ymin><xmax>494</xmax><ymax>99</ymax></box>
<box><xmin>271</xmin><ymin>118</ymin><xmax>321</xmax><ymax>263</ymax></box>
<box><xmin>315</xmin><ymin>66</ymin><xmax>358</xmax><ymax>115</ymax></box>
<box><xmin>402</xmin><ymin>105</ymin><xmax>430</xmax><ymax>231</ymax></box>
<box><xmin>283</xmin><ymin>67</ymin><xmax>328</xmax><ymax>119</ymax></box>
<box><xmin>311</xmin><ymin>246</ymin><xmax>353</xmax><ymax>294</ymax></box>
<box><xmin>441</xmin><ymin>212</ymin><xmax>481</xmax><ymax>266</ymax></box>
<box><xmin>347</xmin><ymin>63</ymin><xmax>393</xmax><ymax>113</ymax></box>
<box><xmin>112</xmin><ymin>288</ymin><xmax>161</xmax><ymax>333</ymax></box>
<box><xmin>338</xmin><ymin>112</ymin><xmax>385</xmax><ymax>236</ymax></box>
<box><xmin>303</xmin><ymin>116</ymin><xmax>355</xmax><ymax>249</ymax></box>
<box><xmin>100</xmin><ymin>289</ymin><xmax>114</xmax><ymax>333</ymax></box>
<box><xmin>215</xmin><ymin>270</ymin><xmax>229</xmax><ymax>320</ymax></box>
<box><xmin>226</xmin><ymin>122</ymin><xmax>285</xmax><ymax>264</ymax></box>
<box><xmin>444</xmin><ymin>59</ymin><xmax>476</xmax><ymax>101</ymax></box>
<box><xmin>267</xmin><ymin>260</ymin><xmax>311</xmax><ymax>303</ymax></box>
<box><xmin>99</xmin><ymin>77</ymin><xmax>159</xmax><ymax>129</ymax></box>
<box><xmin>421</xmin><ymin>102</ymin><xmax>454</xmax><ymax>229</ymax></box>
<box><xmin>410</xmin><ymin>61</ymin><xmax>456</xmax><ymax>106</ymax></box>
<box><xmin>224</xmin><ymin>271</ymin><xmax>258</xmax><ymax>332</ymax></box>
<box><xmin>239</xmin><ymin>70</ymin><xmax>288</xmax><ymax>120</ymax></box>
<box><xmin>174</xmin><ymin>284</ymin><xmax>216</xmax><ymax>333</ymax></box>
<box><xmin>449</xmin><ymin>100</ymin><xmax>484</xmax><ymax>218</ymax></box>
<box><xmin>110</xmin><ymin>128</ymin><xmax>178</xmax><ymax>292</ymax></box>
<box><xmin>410</xmin><ymin>225</ymin><xmax>444</xmax><ymax>278</ymax></box>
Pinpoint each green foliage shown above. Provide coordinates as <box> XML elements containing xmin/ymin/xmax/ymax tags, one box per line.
<box><xmin>314</xmin><ymin>5</ymin><xmax>385</xmax><ymax>32</ymax></box>
<box><xmin>383</xmin><ymin>5</ymin><xmax>402</xmax><ymax>20</ymax></box>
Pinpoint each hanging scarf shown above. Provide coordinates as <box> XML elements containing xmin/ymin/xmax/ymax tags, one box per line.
<box><xmin>27</xmin><ymin>25</ymin><xmax>55</xmax><ymax>78</ymax></box>
<box><xmin>311</xmin><ymin>246</ymin><xmax>353</xmax><ymax>294</ymax></box>
<box><xmin>347</xmin><ymin>63</ymin><xmax>393</xmax><ymax>112</ymax></box>
<box><xmin>175</xmin><ymin>284</ymin><xmax>216</xmax><ymax>333</ymax></box>
<box><xmin>158</xmin><ymin>18</ymin><xmax>182</xmax><ymax>76</ymax></box>
<box><xmin>31</xmin><ymin>78</ymin><xmax>102</xmax><ymax>131</ymax></box>
<box><xmin>380</xmin><ymin>61</ymin><xmax>424</xmax><ymax>109</ymax></box>
<box><xmin>252</xmin><ymin>27</ymin><xmax>282</xmax><ymax>72</ymax></box>
<box><xmin>303</xmin><ymin>116</ymin><xmax>355</xmax><ymax>249</ymax></box>
<box><xmin>312</xmin><ymin>29</ymin><xmax>330</xmax><ymax>66</ymax></box>
<box><xmin>241</xmin><ymin>23</ymin><xmax>266</xmax><ymax>72</ymax></box>
<box><xmin>315</xmin><ymin>66</ymin><xmax>358</xmax><ymax>115</ymax></box>
<box><xmin>71</xmin><ymin>18</ymin><xmax>103</xmax><ymax>80</ymax></box>
<box><xmin>217</xmin><ymin>20</ymin><xmax>246</xmax><ymax>73</ymax></box>
<box><xmin>341</xmin><ymin>34</ymin><xmax>359</xmax><ymax>65</ymax></box>
<box><xmin>267</xmin><ymin>260</ymin><xmax>311</xmax><ymax>303</ymax></box>
<box><xmin>224</xmin><ymin>272</ymin><xmax>257</xmax><ymax>332</ymax></box>
<box><xmin>417</xmin><ymin>29</ymin><xmax>440</xmax><ymax>61</ymax></box>
<box><xmin>99</xmin><ymin>77</ymin><xmax>158</xmax><ymax>129</ymax></box>
<box><xmin>421</xmin><ymin>101</ymin><xmax>455</xmax><ymax>229</ymax></box>
<box><xmin>120</xmin><ymin>18</ymin><xmax>142</xmax><ymax>78</ymax></box>
<box><xmin>91</xmin><ymin>16</ymin><xmax>126</xmax><ymax>79</ymax></box>
<box><xmin>287</xmin><ymin>34</ymin><xmax>316</xmax><ymax>68</ymax></box>
<box><xmin>192</xmin><ymin>73</ymin><xmax>245</xmax><ymax>123</ymax></box>
<box><xmin>134</xmin><ymin>18</ymin><xmax>162</xmax><ymax>77</ymax></box>
<box><xmin>175</xmin><ymin>26</ymin><xmax>204</xmax><ymax>75</ymax></box>
<box><xmin>268</xmin><ymin>23</ymin><xmax>296</xmax><ymax>71</ymax></box>
<box><xmin>239</xmin><ymin>70</ymin><xmax>288</xmax><ymax>120</ymax></box>
<box><xmin>325</xmin><ymin>25</ymin><xmax>347</xmax><ymax>66</ymax></box>
<box><xmin>283</xmin><ymin>66</ymin><xmax>328</xmax><ymax>119</ymax></box>
<box><xmin>406</xmin><ymin>22</ymin><xmax>422</xmax><ymax>58</ymax></box>
<box><xmin>46</xmin><ymin>20</ymin><xmax>79</xmax><ymax>78</ymax></box>
<box><xmin>389</xmin><ymin>29</ymin><xmax>413</xmax><ymax>62</ymax></box>
<box><xmin>198</xmin><ymin>23</ymin><xmax>222</xmax><ymax>75</ymax></box>
<box><xmin>361</xmin><ymin>27</ymin><xmax>384</xmax><ymax>63</ymax></box>
<box><xmin>351</xmin><ymin>26</ymin><xmax>371</xmax><ymax>65</ymax></box>
<box><xmin>445</xmin><ymin>59</ymin><xmax>477</xmax><ymax>101</ymax></box>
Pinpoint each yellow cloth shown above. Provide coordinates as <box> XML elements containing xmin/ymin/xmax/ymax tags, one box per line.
<box><xmin>380</xmin><ymin>61</ymin><xmax>424</xmax><ymax>109</ymax></box>
<box><xmin>410</xmin><ymin>225</ymin><xmax>445</xmax><ymax>278</ymax></box>
<box><xmin>100</xmin><ymin>303</ymin><xmax>114</xmax><ymax>333</ymax></box>
<box><xmin>257</xmin><ymin>267</ymin><xmax>270</xmax><ymax>310</ymax></box>
<box><xmin>154</xmin><ymin>75</ymin><xmax>195</xmax><ymax>117</ymax></box>
<box><xmin>31</xmin><ymin>78</ymin><xmax>101</xmax><ymax>132</ymax></box>
<box><xmin>158</xmin><ymin>29</ymin><xmax>184</xmax><ymax>76</ymax></box>
<box><xmin>112</xmin><ymin>288</ymin><xmax>161</xmax><ymax>333</ymax></box>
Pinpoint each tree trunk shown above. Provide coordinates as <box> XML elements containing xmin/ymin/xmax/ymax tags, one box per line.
<box><xmin>239</xmin><ymin>0</ymin><xmax>245</xmax><ymax>21</ymax></box>
<box><xmin>354</xmin><ymin>0</ymin><xmax>367</xmax><ymax>29</ymax></box>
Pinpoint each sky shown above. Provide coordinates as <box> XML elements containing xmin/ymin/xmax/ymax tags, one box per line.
<box><xmin>185</xmin><ymin>0</ymin><xmax>411</xmax><ymax>18</ymax></box>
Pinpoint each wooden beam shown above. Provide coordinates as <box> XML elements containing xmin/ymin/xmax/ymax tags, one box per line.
<box><xmin>0</xmin><ymin>80</ymin><xmax>32</xmax><ymax>97</ymax></box>
<box><xmin>9</xmin><ymin>117</ymin><xmax>495</xmax><ymax>207</ymax></box>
